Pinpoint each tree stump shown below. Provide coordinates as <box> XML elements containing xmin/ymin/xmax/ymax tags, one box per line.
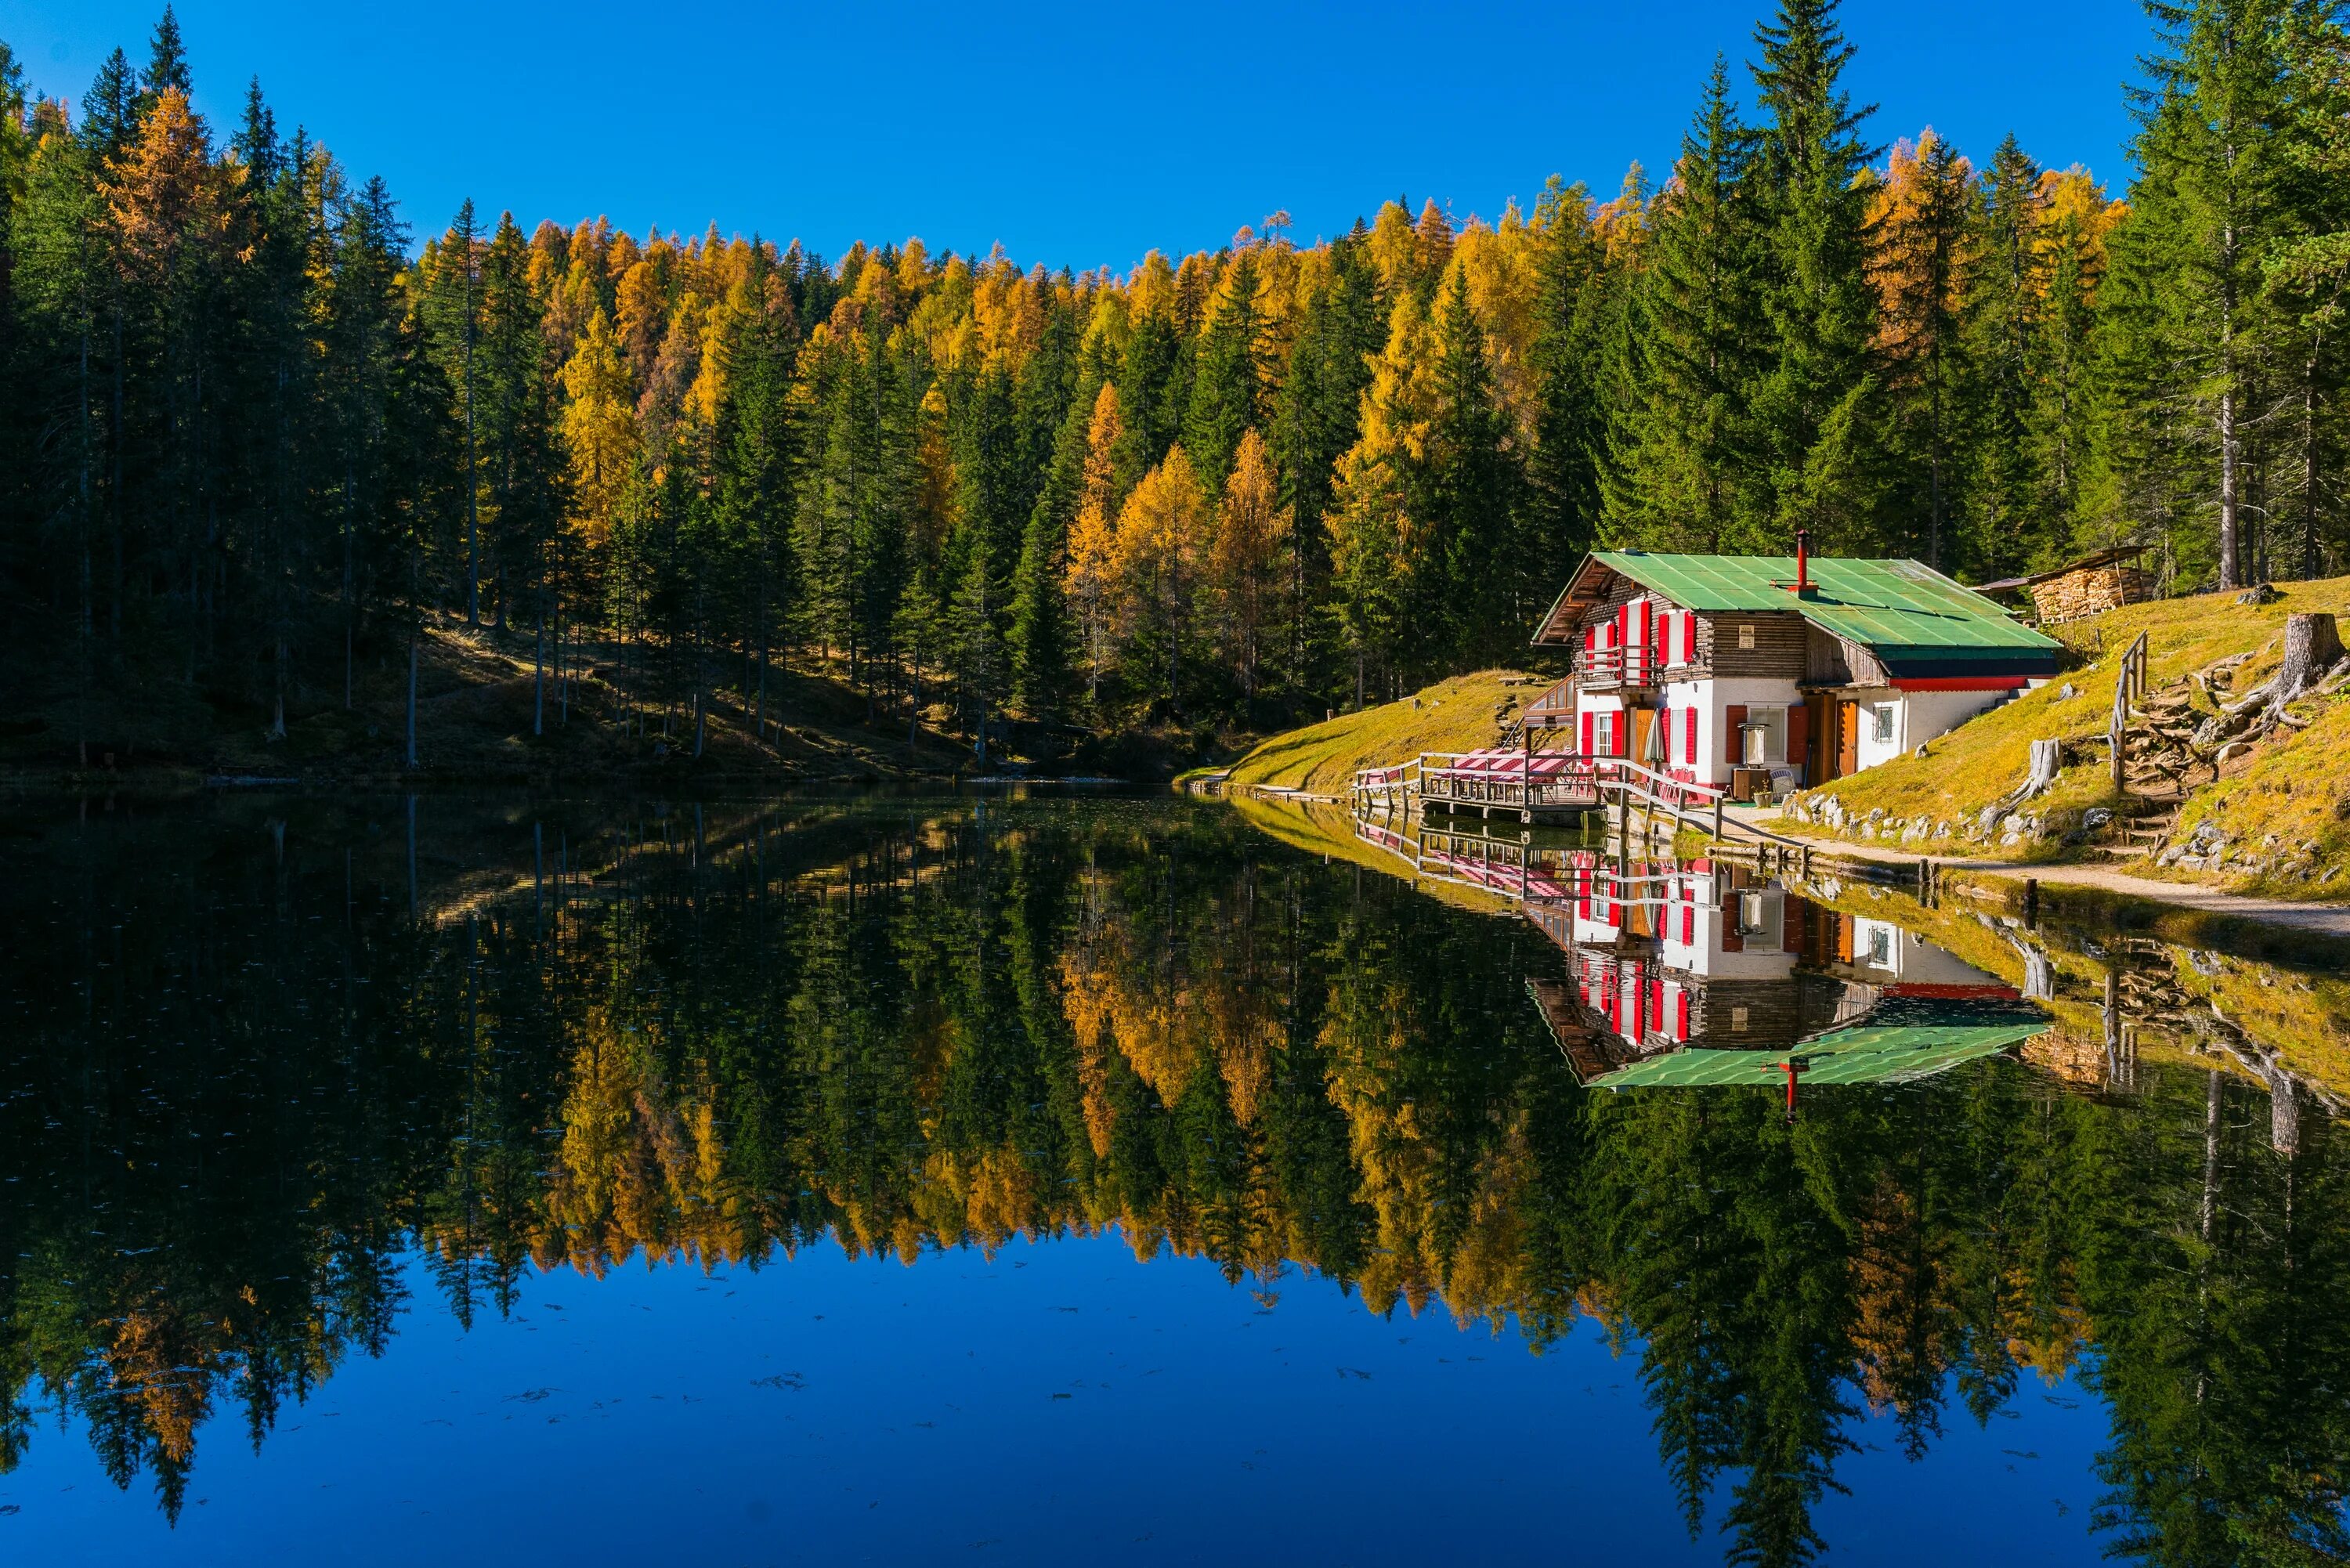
<box><xmin>2272</xmin><ymin>612</ymin><xmax>2343</xmax><ymax>704</ymax></box>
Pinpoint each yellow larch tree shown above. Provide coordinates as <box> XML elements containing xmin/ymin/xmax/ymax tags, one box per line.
<box><xmin>1209</xmin><ymin>427</ymin><xmax>1291</xmax><ymax>698</ymax></box>
<box><xmin>1110</xmin><ymin>445</ymin><xmax>1211</xmax><ymax>710</ymax></box>
<box><xmin>559</xmin><ymin>307</ymin><xmax>638</xmax><ymax>548</ymax></box>
<box><xmin>1062</xmin><ymin>382</ymin><xmax>1125</xmax><ymax>702</ymax></box>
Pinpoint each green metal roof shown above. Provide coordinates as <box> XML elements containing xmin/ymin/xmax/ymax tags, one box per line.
<box><xmin>1590</xmin><ymin>1021</ymin><xmax>2048</xmax><ymax>1089</ymax></box>
<box><xmin>1542</xmin><ymin>551</ymin><xmax>2061</xmax><ymax>670</ymax></box>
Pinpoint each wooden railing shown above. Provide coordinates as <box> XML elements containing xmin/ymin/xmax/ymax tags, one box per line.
<box><xmin>2110</xmin><ymin>630</ymin><xmax>2149</xmax><ymax>788</ymax></box>
<box><xmin>1578</xmin><ymin>645</ymin><xmax>1656</xmax><ymax>688</ymax></box>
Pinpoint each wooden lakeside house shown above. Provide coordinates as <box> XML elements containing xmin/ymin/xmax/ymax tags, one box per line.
<box><xmin>1524</xmin><ymin>860</ymin><xmax>2042</xmax><ymax>1088</ymax></box>
<box><xmin>1522</xmin><ymin>535</ymin><xmax>2063</xmax><ymax>800</ymax></box>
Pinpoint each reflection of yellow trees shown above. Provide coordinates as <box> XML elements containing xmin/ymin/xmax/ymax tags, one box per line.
<box><xmin>105</xmin><ymin>1306</ymin><xmax>209</xmax><ymax>1465</ymax></box>
<box><xmin>540</xmin><ymin>1006</ymin><xmax>752</xmax><ymax>1274</ymax></box>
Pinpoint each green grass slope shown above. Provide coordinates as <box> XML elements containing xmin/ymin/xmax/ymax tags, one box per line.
<box><xmin>1782</xmin><ymin>575</ymin><xmax>2350</xmax><ymax>896</ymax></box>
<box><xmin>1196</xmin><ymin>670</ymin><xmax>1539</xmax><ymax>797</ymax></box>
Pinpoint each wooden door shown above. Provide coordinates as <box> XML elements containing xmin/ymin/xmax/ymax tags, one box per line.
<box><xmin>1836</xmin><ymin>699</ymin><xmax>1860</xmax><ymax>777</ymax></box>
<box><xmin>1630</xmin><ymin>707</ymin><xmax>1657</xmax><ymax>771</ymax></box>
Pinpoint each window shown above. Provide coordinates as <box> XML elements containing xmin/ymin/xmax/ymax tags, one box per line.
<box><xmin>1872</xmin><ymin>704</ymin><xmax>1896</xmax><ymax>745</ymax></box>
<box><xmin>1867</xmin><ymin>925</ymin><xmax>1893</xmax><ymax>968</ymax></box>
<box><xmin>1730</xmin><ymin>1006</ymin><xmax>1750</xmax><ymax>1034</ymax></box>
<box><xmin>1737</xmin><ymin>623</ymin><xmax>1755</xmax><ymax>650</ymax></box>
<box><xmin>1741</xmin><ymin>706</ymin><xmax>1786</xmax><ymax>765</ymax></box>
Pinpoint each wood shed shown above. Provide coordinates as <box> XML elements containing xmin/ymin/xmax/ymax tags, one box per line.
<box><xmin>1977</xmin><ymin>544</ymin><xmax>2153</xmax><ymax>625</ymax></box>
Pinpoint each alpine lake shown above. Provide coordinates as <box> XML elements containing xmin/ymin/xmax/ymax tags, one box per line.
<box><xmin>3</xmin><ymin>788</ymin><xmax>2346</xmax><ymax>1566</ymax></box>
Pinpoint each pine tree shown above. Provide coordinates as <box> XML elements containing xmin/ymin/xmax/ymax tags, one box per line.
<box><xmin>1608</xmin><ymin>56</ymin><xmax>1770</xmax><ymax>551</ymax></box>
<box><xmin>1182</xmin><ymin>247</ymin><xmax>1271</xmax><ymax>488</ymax></box>
<box><xmin>2100</xmin><ymin>0</ymin><xmax>2300</xmax><ymax>587</ymax></box>
<box><xmin>1871</xmin><ymin>130</ymin><xmax>1975</xmax><ymax>569</ymax></box>
<box><xmin>1423</xmin><ymin>264</ymin><xmax>1520</xmax><ymax>667</ymax></box>
<box><xmin>1962</xmin><ymin>135</ymin><xmax>2048</xmax><ymax>576</ymax></box>
<box><xmin>1271</xmin><ymin>226</ymin><xmax>1379</xmax><ymax>695</ymax></box>
<box><xmin>1750</xmin><ymin>0</ymin><xmax>1882</xmax><ymax>550</ymax></box>
<box><xmin>1008</xmin><ymin>508</ymin><xmax>1072</xmax><ymax>721</ymax></box>
<box><xmin>139</xmin><ymin>5</ymin><xmax>192</xmax><ymax>112</ymax></box>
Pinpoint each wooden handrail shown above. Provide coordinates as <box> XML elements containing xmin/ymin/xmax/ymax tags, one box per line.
<box><xmin>2110</xmin><ymin>630</ymin><xmax>2149</xmax><ymax>788</ymax></box>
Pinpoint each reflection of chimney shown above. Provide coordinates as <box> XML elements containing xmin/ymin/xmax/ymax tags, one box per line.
<box><xmin>1795</xmin><ymin>529</ymin><xmax>1811</xmax><ymax>595</ymax></box>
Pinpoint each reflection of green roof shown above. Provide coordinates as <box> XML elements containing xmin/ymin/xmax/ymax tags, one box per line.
<box><xmin>1538</xmin><ymin>551</ymin><xmax>2061</xmax><ymax>674</ymax></box>
<box><xmin>1593</xmin><ymin>1022</ymin><xmax>2048</xmax><ymax>1089</ymax></box>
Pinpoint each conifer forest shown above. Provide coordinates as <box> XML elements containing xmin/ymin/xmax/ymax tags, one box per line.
<box><xmin>3</xmin><ymin>2</ymin><xmax>2346</xmax><ymax>764</ymax></box>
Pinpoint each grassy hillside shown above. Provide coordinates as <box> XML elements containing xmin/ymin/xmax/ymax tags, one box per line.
<box><xmin>1198</xmin><ymin>670</ymin><xmax>1538</xmax><ymax>797</ymax></box>
<box><xmin>1782</xmin><ymin>574</ymin><xmax>2350</xmax><ymax>895</ymax></box>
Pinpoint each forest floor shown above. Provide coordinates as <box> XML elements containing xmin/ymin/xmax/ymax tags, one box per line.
<box><xmin>0</xmin><ymin>614</ymin><xmax>991</xmax><ymax>793</ymax></box>
<box><xmin>1777</xmin><ymin>574</ymin><xmax>2350</xmax><ymax>903</ymax></box>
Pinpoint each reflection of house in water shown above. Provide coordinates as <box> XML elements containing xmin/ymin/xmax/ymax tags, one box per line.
<box><xmin>1525</xmin><ymin>858</ymin><xmax>2048</xmax><ymax>1092</ymax></box>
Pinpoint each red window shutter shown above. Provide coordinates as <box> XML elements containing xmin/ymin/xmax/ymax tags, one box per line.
<box><xmin>1640</xmin><ymin>600</ymin><xmax>1654</xmax><ymax>681</ymax></box>
<box><xmin>1660</xmin><ymin>705</ymin><xmax>1673</xmax><ymax>764</ymax></box>
<box><xmin>1614</xmin><ymin>714</ymin><xmax>1629</xmax><ymax>757</ymax></box>
<box><xmin>1684</xmin><ymin>706</ymin><xmax>1698</xmax><ymax>768</ymax></box>
<box><xmin>1584</xmin><ymin>625</ymin><xmax>1595</xmax><ymax>658</ymax></box>
<box><xmin>1724</xmin><ymin>704</ymin><xmax>1748</xmax><ymax>765</ymax></box>
<box><xmin>1787</xmin><ymin>703</ymin><xmax>1811</xmax><ymax>782</ymax></box>
<box><xmin>1581</xmin><ymin>710</ymin><xmax>1593</xmax><ymax>757</ymax></box>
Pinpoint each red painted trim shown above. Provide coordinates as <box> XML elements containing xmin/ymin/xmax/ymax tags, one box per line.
<box><xmin>1889</xmin><ymin>677</ymin><xmax>2031</xmax><ymax>692</ymax></box>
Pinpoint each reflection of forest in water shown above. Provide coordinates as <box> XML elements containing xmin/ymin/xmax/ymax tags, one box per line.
<box><xmin>4</xmin><ymin>795</ymin><xmax>2348</xmax><ymax>1566</ymax></box>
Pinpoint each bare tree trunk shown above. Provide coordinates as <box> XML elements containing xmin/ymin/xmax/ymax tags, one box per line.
<box><xmin>405</xmin><ymin>635</ymin><xmax>419</xmax><ymax>768</ymax></box>
<box><xmin>533</xmin><ymin>617</ymin><xmax>544</xmax><ymax>738</ymax></box>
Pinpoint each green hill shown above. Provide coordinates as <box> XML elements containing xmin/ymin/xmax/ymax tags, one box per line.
<box><xmin>1781</xmin><ymin>575</ymin><xmax>2350</xmax><ymax>898</ymax></box>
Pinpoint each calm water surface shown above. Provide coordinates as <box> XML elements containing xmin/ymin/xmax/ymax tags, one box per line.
<box><xmin>2</xmin><ymin>793</ymin><xmax>2345</xmax><ymax>1565</ymax></box>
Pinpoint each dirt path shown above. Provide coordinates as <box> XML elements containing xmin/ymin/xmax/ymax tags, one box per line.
<box><xmin>1728</xmin><ymin>806</ymin><xmax>2350</xmax><ymax>938</ymax></box>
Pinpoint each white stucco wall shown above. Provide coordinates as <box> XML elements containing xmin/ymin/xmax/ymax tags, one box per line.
<box><xmin>1896</xmin><ymin>686</ymin><xmax>2014</xmax><ymax>754</ymax></box>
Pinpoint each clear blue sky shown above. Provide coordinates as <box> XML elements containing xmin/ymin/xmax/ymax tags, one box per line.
<box><xmin>3</xmin><ymin>1</ymin><xmax>2152</xmax><ymax>267</ymax></box>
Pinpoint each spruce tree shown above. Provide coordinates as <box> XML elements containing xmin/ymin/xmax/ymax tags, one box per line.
<box><xmin>1182</xmin><ymin>247</ymin><xmax>1271</xmax><ymax>488</ymax></box>
<box><xmin>1424</xmin><ymin>266</ymin><xmax>1519</xmax><ymax>668</ymax></box>
<box><xmin>1607</xmin><ymin>57</ymin><xmax>1768</xmax><ymax>551</ymax></box>
<box><xmin>1749</xmin><ymin>0</ymin><xmax>1881</xmax><ymax>551</ymax></box>
<box><xmin>2099</xmin><ymin>0</ymin><xmax>2299</xmax><ymax>587</ymax></box>
<box><xmin>1873</xmin><ymin>130</ymin><xmax>1976</xmax><ymax>569</ymax></box>
<box><xmin>1963</xmin><ymin>135</ymin><xmax>2048</xmax><ymax>576</ymax></box>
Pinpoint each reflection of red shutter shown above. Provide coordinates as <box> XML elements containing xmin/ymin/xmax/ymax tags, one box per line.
<box><xmin>1787</xmin><ymin>703</ymin><xmax>1811</xmax><ymax>782</ymax></box>
<box><xmin>1650</xmin><ymin>978</ymin><xmax>1665</xmax><ymax>1033</ymax></box>
<box><xmin>1682</xmin><ymin>902</ymin><xmax>1694</xmax><ymax>945</ymax></box>
<box><xmin>1676</xmin><ymin>988</ymin><xmax>1690</xmax><ymax>1041</ymax></box>
<box><xmin>1685</xmin><ymin>707</ymin><xmax>1699</xmax><ymax>768</ymax></box>
<box><xmin>1724</xmin><ymin>704</ymin><xmax>1748</xmax><ymax>765</ymax></box>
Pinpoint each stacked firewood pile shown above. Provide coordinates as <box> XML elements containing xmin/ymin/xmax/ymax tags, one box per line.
<box><xmin>2029</xmin><ymin>564</ymin><xmax>2151</xmax><ymax>623</ymax></box>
